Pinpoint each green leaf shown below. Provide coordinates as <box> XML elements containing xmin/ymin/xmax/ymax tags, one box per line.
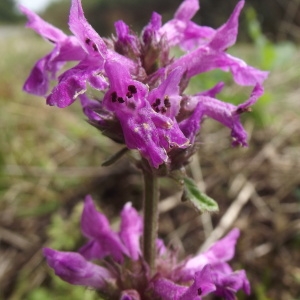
<box><xmin>182</xmin><ymin>177</ymin><xmax>219</xmax><ymax>213</ymax></box>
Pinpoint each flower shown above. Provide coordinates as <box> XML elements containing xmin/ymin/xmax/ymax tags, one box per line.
<box><xmin>44</xmin><ymin>196</ymin><xmax>250</xmax><ymax>300</ymax></box>
<box><xmin>20</xmin><ymin>5</ymin><xmax>86</xmax><ymax>96</ymax></box>
<box><xmin>22</xmin><ymin>0</ymin><xmax>268</xmax><ymax>169</ymax></box>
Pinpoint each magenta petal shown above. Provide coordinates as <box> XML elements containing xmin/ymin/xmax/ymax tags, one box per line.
<box><xmin>161</xmin><ymin>19</ymin><xmax>215</xmax><ymax>51</ymax></box>
<box><xmin>205</xmin><ymin>228</ymin><xmax>240</xmax><ymax>262</ymax></box>
<box><xmin>179</xmin><ymin>102</ymin><xmax>203</xmax><ymax>144</ymax></box>
<box><xmin>80</xmin><ymin>195</ymin><xmax>128</xmax><ymax>262</ymax></box>
<box><xmin>209</xmin><ymin>1</ymin><xmax>244</xmax><ymax>51</ymax></box>
<box><xmin>156</xmin><ymin>121</ymin><xmax>190</xmax><ymax>152</ymax></box>
<box><xmin>78</xmin><ymin>240</ymin><xmax>103</xmax><ymax>261</ymax></box>
<box><xmin>148</xmin><ymin>67</ymin><xmax>184</xmax><ymax>118</ymax></box>
<box><xmin>114</xmin><ymin>20</ymin><xmax>140</xmax><ymax>56</ymax></box>
<box><xmin>103</xmin><ymin>60</ymin><xmax>147</xmax><ymax>111</ymax></box>
<box><xmin>195</xmin><ymin>82</ymin><xmax>225</xmax><ymax>98</ymax></box>
<box><xmin>178</xmin><ymin>23</ymin><xmax>216</xmax><ymax>51</ymax></box>
<box><xmin>24</xmin><ymin>37</ymin><xmax>85</xmax><ymax>96</ymax></box>
<box><xmin>159</xmin><ymin>0</ymin><xmax>220</xmax><ymax>51</ymax></box>
<box><xmin>151</xmin><ymin>277</ymin><xmax>188</xmax><ymax>300</ymax></box>
<box><xmin>23</xmin><ymin>37</ymin><xmax>85</xmax><ymax>96</ymax></box>
<box><xmin>23</xmin><ymin>56</ymin><xmax>52</xmax><ymax>96</ymax></box>
<box><xmin>80</xmin><ymin>94</ymin><xmax>104</xmax><ymax>123</ymax></box>
<box><xmin>159</xmin><ymin>0</ymin><xmax>199</xmax><ymax>48</ymax></box>
<box><xmin>20</xmin><ymin>5</ymin><xmax>66</xmax><ymax>42</ymax></box>
<box><xmin>46</xmin><ymin>57</ymin><xmax>107</xmax><ymax>107</ymax></box>
<box><xmin>171</xmin><ymin>48</ymin><xmax>268</xmax><ymax>86</ymax></box>
<box><xmin>46</xmin><ymin>64</ymin><xmax>87</xmax><ymax>107</ymax></box>
<box><xmin>176</xmin><ymin>229</ymin><xmax>240</xmax><ymax>282</ymax></box>
<box><xmin>120</xmin><ymin>290</ymin><xmax>141</xmax><ymax>300</ymax></box>
<box><xmin>21</xmin><ymin>6</ymin><xmax>85</xmax><ymax>96</ymax></box>
<box><xmin>142</xmin><ymin>12</ymin><xmax>162</xmax><ymax>44</ymax></box>
<box><xmin>187</xmin><ymin>84</ymin><xmax>264</xmax><ymax>147</ymax></box>
<box><xmin>180</xmin><ymin>265</ymin><xmax>216</xmax><ymax>300</ymax></box>
<box><xmin>189</xmin><ymin>95</ymin><xmax>246</xmax><ymax>145</ymax></box>
<box><xmin>222</xmin><ymin>54</ymin><xmax>269</xmax><ymax>86</ymax></box>
<box><xmin>103</xmin><ymin>60</ymin><xmax>179</xmax><ymax>168</ymax></box>
<box><xmin>188</xmin><ymin>228</ymin><xmax>240</xmax><ymax>268</ymax></box>
<box><xmin>117</xmin><ymin>108</ymin><xmax>187</xmax><ymax>168</ymax></box>
<box><xmin>81</xmin><ymin>195</ymin><xmax>112</xmax><ymax>238</ymax></box>
<box><xmin>156</xmin><ymin>238</ymin><xmax>167</xmax><ymax>256</ymax></box>
<box><xmin>119</xmin><ymin>203</ymin><xmax>143</xmax><ymax>260</ymax></box>
<box><xmin>43</xmin><ymin>248</ymin><xmax>112</xmax><ymax>288</ymax></box>
<box><xmin>69</xmin><ymin>0</ymin><xmax>107</xmax><ymax>56</ymax></box>
<box><xmin>118</xmin><ymin>110</ymin><xmax>168</xmax><ymax>168</ymax></box>
<box><xmin>214</xmin><ymin>270</ymin><xmax>251</xmax><ymax>299</ymax></box>
<box><xmin>236</xmin><ymin>83</ymin><xmax>264</xmax><ymax>113</ymax></box>
<box><xmin>115</xmin><ymin>20</ymin><xmax>131</xmax><ymax>41</ymax></box>
<box><xmin>174</xmin><ymin>0</ymin><xmax>199</xmax><ymax>20</ymax></box>
<box><xmin>61</xmin><ymin>13</ymin><xmax>137</xmax><ymax>73</ymax></box>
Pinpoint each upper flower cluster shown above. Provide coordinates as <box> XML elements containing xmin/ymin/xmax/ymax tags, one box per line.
<box><xmin>21</xmin><ymin>0</ymin><xmax>268</xmax><ymax>169</ymax></box>
<box><xmin>44</xmin><ymin>195</ymin><xmax>250</xmax><ymax>300</ymax></box>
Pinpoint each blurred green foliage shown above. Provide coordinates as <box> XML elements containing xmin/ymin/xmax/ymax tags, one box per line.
<box><xmin>27</xmin><ymin>276</ymin><xmax>98</xmax><ymax>300</ymax></box>
<box><xmin>47</xmin><ymin>203</ymin><xmax>82</xmax><ymax>250</ymax></box>
<box><xmin>246</xmin><ymin>7</ymin><xmax>296</xmax><ymax>71</ymax></box>
<box><xmin>0</xmin><ymin>0</ymin><xmax>24</xmax><ymax>23</ymax></box>
<box><xmin>244</xmin><ymin>6</ymin><xmax>296</xmax><ymax>127</ymax></box>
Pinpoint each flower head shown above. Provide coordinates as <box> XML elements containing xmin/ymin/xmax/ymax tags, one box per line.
<box><xmin>44</xmin><ymin>196</ymin><xmax>250</xmax><ymax>300</ymax></box>
<box><xmin>22</xmin><ymin>0</ymin><xmax>268</xmax><ymax>169</ymax></box>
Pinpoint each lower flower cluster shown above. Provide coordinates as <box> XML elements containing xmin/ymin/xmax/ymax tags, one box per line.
<box><xmin>44</xmin><ymin>196</ymin><xmax>250</xmax><ymax>300</ymax></box>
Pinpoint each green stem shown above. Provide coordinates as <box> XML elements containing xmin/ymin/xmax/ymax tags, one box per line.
<box><xmin>142</xmin><ymin>168</ymin><xmax>159</xmax><ymax>275</ymax></box>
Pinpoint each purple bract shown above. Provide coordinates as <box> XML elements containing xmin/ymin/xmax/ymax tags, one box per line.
<box><xmin>21</xmin><ymin>0</ymin><xmax>268</xmax><ymax>169</ymax></box>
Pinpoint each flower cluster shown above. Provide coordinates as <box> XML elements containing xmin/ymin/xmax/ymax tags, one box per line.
<box><xmin>21</xmin><ymin>0</ymin><xmax>268</xmax><ymax>170</ymax></box>
<box><xmin>44</xmin><ymin>196</ymin><xmax>250</xmax><ymax>300</ymax></box>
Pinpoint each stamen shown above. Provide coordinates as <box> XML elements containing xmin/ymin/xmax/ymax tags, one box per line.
<box><xmin>161</xmin><ymin>107</ymin><xmax>167</xmax><ymax>114</ymax></box>
<box><xmin>85</xmin><ymin>38</ymin><xmax>98</xmax><ymax>52</ymax></box>
<box><xmin>92</xmin><ymin>43</ymin><xmax>98</xmax><ymax>52</ymax></box>
<box><xmin>127</xmin><ymin>102</ymin><xmax>136</xmax><ymax>110</ymax></box>
<box><xmin>153</xmin><ymin>98</ymin><xmax>161</xmax><ymax>106</ymax></box>
<box><xmin>164</xmin><ymin>96</ymin><xmax>171</xmax><ymax>108</ymax></box>
<box><xmin>236</xmin><ymin>107</ymin><xmax>252</xmax><ymax>114</ymax></box>
<box><xmin>126</xmin><ymin>91</ymin><xmax>133</xmax><ymax>98</ymax></box>
<box><xmin>128</xmin><ymin>85</ymin><xmax>137</xmax><ymax>94</ymax></box>
<box><xmin>111</xmin><ymin>91</ymin><xmax>117</xmax><ymax>102</ymax></box>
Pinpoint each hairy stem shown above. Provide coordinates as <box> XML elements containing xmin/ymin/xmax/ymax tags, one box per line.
<box><xmin>142</xmin><ymin>168</ymin><xmax>159</xmax><ymax>275</ymax></box>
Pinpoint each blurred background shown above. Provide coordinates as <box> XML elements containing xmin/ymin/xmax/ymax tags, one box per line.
<box><xmin>1</xmin><ymin>0</ymin><xmax>300</xmax><ymax>299</ymax></box>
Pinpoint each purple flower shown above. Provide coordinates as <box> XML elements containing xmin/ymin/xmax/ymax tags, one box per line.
<box><xmin>22</xmin><ymin>0</ymin><xmax>268</xmax><ymax>169</ymax></box>
<box><xmin>78</xmin><ymin>195</ymin><xmax>142</xmax><ymax>262</ymax></box>
<box><xmin>44</xmin><ymin>196</ymin><xmax>250</xmax><ymax>300</ymax></box>
<box><xmin>43</xmin><ymin>248</ymin><xmax>113</xmax><ymax>289</ymax></box>
<box><xmin>20</xmin><ymin>5</ymin><xmax>85</xmax><ymax>96</ymax></box>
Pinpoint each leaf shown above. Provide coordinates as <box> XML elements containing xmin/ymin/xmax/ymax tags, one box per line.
<box><xmin>101</xmin><ymin>147</ymin><xmax>128</xmax><ymax>166</ymax></box>
<box><xmin>182</xmin><ymin>177</ymin><xmax>219</xmax><ymax>213</ymax></box>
